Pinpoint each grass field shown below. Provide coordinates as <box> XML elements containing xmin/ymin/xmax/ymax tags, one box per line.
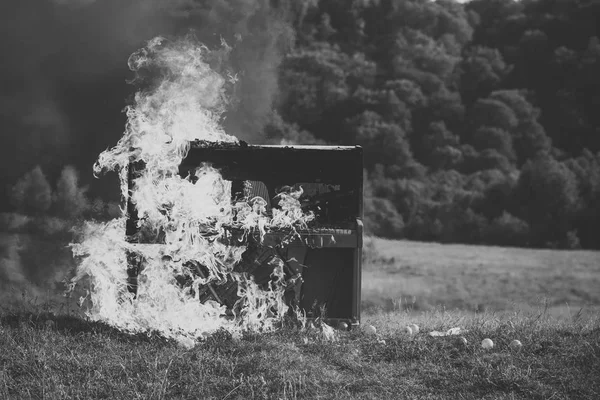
<box><xmin>0</xmin><ymin>309</ymin><xmax>598</xmax><ymax>399</ymax></box>
<box><xmin>1</xmin><ymin>237</ymin><xmax>599</xmax><ymax>399</ymax></box>
<box><xmin>362</xmin><ymin>237</ymin><xmax>600</xmax><ymax>318</ymax></box>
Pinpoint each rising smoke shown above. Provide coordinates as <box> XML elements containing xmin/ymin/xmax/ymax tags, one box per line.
<box><xmin>0</xmin><ymin>0</ymin><xmax>294</xmax><ymax>200</ymax></box>
<box><xmin>0</xmin><ymin>0</ymin><xmax>296</xmax><ymax>305</ymax></box>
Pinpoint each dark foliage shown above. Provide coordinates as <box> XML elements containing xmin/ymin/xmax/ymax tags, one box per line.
<box><xmin>269</xmin><ymin>0</ymin><xmax>600</xmax><ymax>249</ymax></box>
<box><xmin>4</xmin><ymin>0</ymin><xmax>599</xmax><ymax>250</ymax></box>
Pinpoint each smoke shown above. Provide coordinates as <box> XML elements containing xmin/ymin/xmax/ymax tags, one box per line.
<box><xmin>0</xmin><ymin>229</ymin><xmax>77</xmax><ymax>313</ymax></box>
<box><xmin>51</xmin><ymin>0</ymin><xmax>96</xmax><ymax>5</ymax></box>
<box><xmin>133</xmin><ymin>0</ymin><xmax>296</xmax><ymax>142</ymax></box>
<box><xmin>0</xmin><ymin>165</ymin><xmax>87</xmax><ymax>307</ymax></box>
<box><xmin>0</xmin><ymin>234</ymin><xmax>26</xmax><ymax>285</ymax></box>
<box><xmin>0</xmin><ymin>0</ymin><xmax>295</xmax><ymax>312</ymax></box>
<box><xmin>199</xmin><ymin>0</ymin><xmax>296</xmax><ymax>142</ymax></box>
<box><xmin>0</xmin><ymin>0</ymin><xmax>294</xmax><ymax>201</ymax></box>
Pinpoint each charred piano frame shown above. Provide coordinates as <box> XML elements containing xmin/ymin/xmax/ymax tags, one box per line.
<box><xmin>125</xmin><ymin>141</ymin><xmax>363</xmax><ymax>327</ymax></box>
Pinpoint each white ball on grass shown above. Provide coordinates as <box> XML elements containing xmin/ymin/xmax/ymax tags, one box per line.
<box><xmin>338</xmin><ymin>322</ymin><xmax>349</xmax><ymax>331</ymax></box>
<box><xmin>457</xmin><ymin>336</ymin><xmax>468</xmax><ymax>346</ymax></box>
<box><xmin>409</xmin><ymin>324</ymin><xmax>419</xmax><ymax>334</ymax></box>
<box><xmin>481</xmin><ymin>338</ymin><xmax>494</xmax><ymax>349</ymax></box>
<box><xmin>509</xmin><ymin>340</ymin><xmax>522</xmax><ymax>351</ymax></box>
<box><xmin>364</xmin><ymin>324</ymin><xmax>377</xmax><ymax>335</ymax></box>
<box><xmin>403</xmin><ymin>326</ymin><xmax>413</xmax><ymax>336</ymax></box>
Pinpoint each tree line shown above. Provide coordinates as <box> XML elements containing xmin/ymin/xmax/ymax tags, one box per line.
<box><xmin>262</xmin><ymin>0</ymin><xmax>600</xmax><ymax>249</ymax></box>
<box><xmin>4</xmin><ymin>0</ymin><xmax>600</xmax><ymax>250</ymax></box>
<box><xmin>6</xmin><ymin>165</ymin><xmax>120</xmax><ymax>224</ymax></box>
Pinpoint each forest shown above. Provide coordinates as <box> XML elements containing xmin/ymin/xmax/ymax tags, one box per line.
<box><xmin>265</xmin><ymin>0</ymin><xmax>600</xmax><ymax>249</ymax></box>
<box><xmin>4</xmin><ymin>0</ymin><xmax>600</xmax><ymax>250</ymax></box>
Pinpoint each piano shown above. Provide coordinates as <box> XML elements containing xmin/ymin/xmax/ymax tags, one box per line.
<box><xmin>125</xmin><ymin>141</ymin><xmax>364</xmax><ymax>328</ymax></box>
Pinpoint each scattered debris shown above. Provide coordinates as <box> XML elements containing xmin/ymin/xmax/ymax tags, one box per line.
<box><xmin>481</xmin><ymin>338</ymin><xmax>494</xmax><ymax>349</ymax></box>
<box><xmin>510</xmin><ymin>339</ymin><xmax>523</xmax><ymax>351</ymax></box>
<box><xmin>428</xmin><ymin>327</ymin><xmax>468</xmax><ymax>337</ymax></box>
<box><xmin>364</xmin><ymin>324</ymin><xmax>377</xmax><ymax>336</ymax></box>
<box><xmin>409</xmin><ymin>324</ymin><xmax>420</xmax><ymax>334</ymax></box>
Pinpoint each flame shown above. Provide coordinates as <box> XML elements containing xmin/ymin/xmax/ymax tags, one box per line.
<box><xmin>67</xmin><ymin>35</ymin><xmax>318</xmax><ymax>347</ymax></box>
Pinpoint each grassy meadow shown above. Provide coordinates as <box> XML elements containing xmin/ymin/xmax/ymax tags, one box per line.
<box><xmin>1</xmin><ymin>237</ymin><xmax>599</xmax><ymax>399</ymax></box>
<box><xmin>362</xmin><ymin>237</ymin><xmax>600</xmax><ymax>318</ymax></box>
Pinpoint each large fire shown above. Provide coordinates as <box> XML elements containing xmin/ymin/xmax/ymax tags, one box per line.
<box><xmin>66</xmin><ymin>36</ymin><xmax>318</xmax><ymax>347</ymax></box>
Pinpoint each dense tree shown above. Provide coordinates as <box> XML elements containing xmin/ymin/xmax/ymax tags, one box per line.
<box><xmin>488</xmin><ymin>89</ymin><xmax>551</xmax><ymax>164</ymax></box>
<box><xmin>272</xmin><ymin>0</ymin><xmax>600</xmax><ymax>248</ymax></box>
<box><xmin>515</xmin><ymin>155</ymin><xmax>580</xmax><ymax>247</ymax></box>
<box><xmin>420</xmin><ymin>121</ymin><xmax>462</xmax><ymax>170</ymax></box>
<box><xmin>472</xmin><ymin>127</ymin><xmax>515</xmax><ymax>163</ymax></box>
<box><xmin>9</xmin><ymin>166</ymin><xmax>53</xmax><ymax>215</ymax></box>
<box><xmin>52</xmin><ymin>165</ymin><xmax>89</xmax><ymax>219</ymax></box>
<box><xmin>346</xmin><ymin>111</ymin><xmax>413</xmax><ymax>169</ymax></box>
<box><xmin>364</xmin><ymin>196</ymin><xmax>405</xmax><ymax>238</ymax></box>
<box><xmin>484</xmin><ymin>211</ymin><xmax>530</xmax><ymax>247</ymax></box>
<box><xmin>466</xmin><ymin>0</ymin><xmax>600</xmax><ymax>156</ymax></box>
<box><xmin>564</xmin><ymin>150</ymin><xmax>600</xmax><ymax>248</ymax></box>
<box><xmin>6</xmin><ymin>0</ymin><xmax>599</xmax><ymax>249</ymax></box>
<box><xmin>459</xmin><ymin>46</ymin><xmax>511</xmax><ymax>105</ymax></box>
<box><xmin>468</xmin><ymin>98</ymin><xmax>518</xmax><ymax>133</ymax></box>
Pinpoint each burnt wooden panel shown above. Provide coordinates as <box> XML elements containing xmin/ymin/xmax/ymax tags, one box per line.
<box><xmin>180</xmin><ymin>141</ymin><xmax>363</xmax><ymax>189</ymax></box>
<box><xmin>124</xmin><ymin>142</ymin><xmax>364</xmax><ymax>324</ymax></box>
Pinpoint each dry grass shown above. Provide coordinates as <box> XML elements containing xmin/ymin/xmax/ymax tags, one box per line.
<box><xmin>1</xmin><ymin>235</ymin><xmax>600</xmax><ymax>398</ymax></box>
<box><xmin>0</xmin><ymin>308</ymin><xmax>598</xmax><ymax>399</ymax></box>
<box><xmin>362</xmin><ymin>237</ymin><xmax>600</xmax><ymax>317</ymax></box>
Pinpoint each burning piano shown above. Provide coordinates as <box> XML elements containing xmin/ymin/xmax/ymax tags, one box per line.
<box><xmin>125</xmin><ymin>140</ymin><xmax>363</xmax><ymax>328</ymax></box>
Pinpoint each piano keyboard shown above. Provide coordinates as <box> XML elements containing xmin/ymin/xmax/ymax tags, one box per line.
<box><xmin>262</xmin><ymin>228</ymin><xmax>358</xmax><ymax>248</ymax></box>
<box><xmin>127</xmin><ymin>227</ymin><xmax>360</xmax><ymax>249</ymax></box>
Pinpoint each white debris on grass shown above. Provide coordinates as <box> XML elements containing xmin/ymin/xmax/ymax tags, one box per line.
<box><xmin>428</xmin><ymin>327</ymin><xmax>469</xmax><ymax>337</ymax></box>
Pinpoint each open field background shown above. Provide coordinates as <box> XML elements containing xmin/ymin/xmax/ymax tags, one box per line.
<box><xmin>2</xmin><ymin>230</ymin><xmax>600</xmax><ymax>319</ymax></box>
<box><xmin>2</xmin><ymin>233</ymin><xmax>600</xmax><ymax>398</ymax></box>
<box><xmin>362</xmin><ymin>237</ymin><xmax>600</xmax><ymax>319</ymax></box>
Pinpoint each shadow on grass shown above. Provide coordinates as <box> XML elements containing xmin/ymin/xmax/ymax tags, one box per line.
<box><xmin>0</xmin><ymin>311</ymin><xmax>172</xmax><ymax>345</ymax></box>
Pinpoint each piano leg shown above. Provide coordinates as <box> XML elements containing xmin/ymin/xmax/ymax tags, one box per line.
<box><xmin>285</xmin><ymin>246</ymin><xmax>307</xmax><ymax>309</ymax></box>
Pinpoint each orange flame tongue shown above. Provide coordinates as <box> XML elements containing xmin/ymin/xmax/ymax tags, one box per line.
<box><xmin>67</xmin><ymin>36</ymin><xmax>314</xmax><ymax>347</ymax></box>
